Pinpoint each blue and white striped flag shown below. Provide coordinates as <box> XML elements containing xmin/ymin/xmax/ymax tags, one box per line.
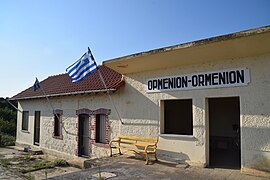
<box><xmin>66</xmin><ymin>50</ymin><xmax>98</xmax><ymax>82</ymax></box>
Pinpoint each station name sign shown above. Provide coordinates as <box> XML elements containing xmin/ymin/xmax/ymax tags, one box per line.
<box><xmin>146</xmin><ymin>68</ymin><xmax>250</xmax><ymax>93</ymax></box>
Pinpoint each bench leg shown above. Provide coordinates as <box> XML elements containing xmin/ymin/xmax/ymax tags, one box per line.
<box><xmin>154</xmin><ymin>152</ymin><xmax>158</xmax><ymax>161</ymax></box>
<box><xmin>109</xmin><ymin>147</ymin><xmax>122</xmax><ymax>156</ymax></box>
<box><xmin>145</xmin><ymin>153</ymin><xmax>149</xmax><ymax>165</ymax></box>
<box><xmin>118</xmin><ymin>147</ymin><xmax>122</xmax><ymax>155</ymax></box>
<box><xmin>109</xmin><ymin>147</ymin><xmax>112</xmax><ymax>157</ymax></box>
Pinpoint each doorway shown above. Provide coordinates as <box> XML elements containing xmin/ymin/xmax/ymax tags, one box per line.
<box><xmin>208</xmin><ymin>97</ymin><xmax>240</xmax><ymax>169</ymax></box>
<box><xmin>78</xmin><ymin>114</ymin><xmax>89</xmax><ymax>157</ymax></box>
<box><xmin>34</xmin><ymin>111</ymin><xmax>40</xmax><ymax>146</ymax></box>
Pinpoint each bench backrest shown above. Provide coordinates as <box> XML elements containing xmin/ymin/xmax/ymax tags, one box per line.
<box><xmin>119</xmin><ymin>136</ymin><xmax>158</xmax><ymax>143</ymax></box>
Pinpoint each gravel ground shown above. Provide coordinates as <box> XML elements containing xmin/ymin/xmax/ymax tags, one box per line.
<box><xmin>0</xmin><ymin>147</ymin><xmax>80</xmax><ymax>179</ymax></box>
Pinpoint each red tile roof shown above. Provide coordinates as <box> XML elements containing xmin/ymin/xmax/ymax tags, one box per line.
<box><xmin>12</xmin><ymin>66</ymin><xmax>124</xmax><ymax>100</ymax></box>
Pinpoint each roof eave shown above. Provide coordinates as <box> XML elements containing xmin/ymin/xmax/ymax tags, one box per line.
<box><xmin>11</xmin><ymin>88</ymin><xmax>118</xmax><ymax>101</ymax></box>
<box><xmin>103</xmin><ymin>25</ymin><xmax>270</xmax><ymax>74</ymax></box>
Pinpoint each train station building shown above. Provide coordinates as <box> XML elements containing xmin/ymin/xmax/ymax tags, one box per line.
<box><xmin>12</xmin><ymin>26</ymin><xmax>270</xmax><ymax>174</ymax></box>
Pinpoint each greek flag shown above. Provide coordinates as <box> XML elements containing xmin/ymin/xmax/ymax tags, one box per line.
<box><xmin>66</xmin><ymin>50</ymin><xmax>98</xmax><ymax>82</ymax></box>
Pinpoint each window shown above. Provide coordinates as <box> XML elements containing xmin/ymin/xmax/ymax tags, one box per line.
<box><xmin>53</xmin><ymin>110</ymin><xmax>63</xmax><ymax>139</ymax></box>
<box><xmin>164</xmin><ymin>99</ymin><xmax>193</xmax><ymax>135</ymax></box>
<box><xmin>76</xmin><ymin>108</ymin><xmax>110</xmax><ymax>150</ymax></box>
<box><xmin>95</xmin><ymin>114</ymin><xmax>107</xmax><ymax>144</ymax></box>
<box><xmin>22</xmin><ymin>111</ymin><xmax>29</xmax><ymax>131</ymax></box>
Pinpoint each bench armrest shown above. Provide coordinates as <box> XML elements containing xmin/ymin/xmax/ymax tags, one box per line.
<box><xmin>109</xmin><ymin>139</ymin><xmax>120</xmax><ymax>147</ymax></box>
<box><xmin>144</xmin><ymin>144</ymin><xmax>157</xmax><ymax>152</ymax></box>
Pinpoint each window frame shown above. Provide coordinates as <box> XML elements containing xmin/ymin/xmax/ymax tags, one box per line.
<box><xmin>162</xmin><ymin>99</ymin><xmax>193</xmax><ymax>136</ymax></box>
<box><xmin>91</xmin><ymin>108</ymin><xmax>111</xmax><ymax>145</ymax></box>
<box><xmin>75</xmin><ymin>108</ymin><xmax>111</xmax><ymax>154</ymax></box>
<box><xmin>22</xmin><ymin>111</ymin><xmax>29</xmax><ymax>132</ymax></box>
<box><xmin>95</xmin><ymin>114</ymin><xmax>107</xmax><ymax>144</ymax></box>
<box><xmin>53</xmin><ymin>110</ymin><xmax>63</xmax><ymax>140</ymax></box>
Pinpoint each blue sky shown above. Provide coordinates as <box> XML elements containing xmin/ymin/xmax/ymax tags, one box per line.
<box><xmin>1</xmin><ymin>0</ymin><xmax>270</xmax><ymax>98</ymax></box>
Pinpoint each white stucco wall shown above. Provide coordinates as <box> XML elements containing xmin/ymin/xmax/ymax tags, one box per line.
<box><xmin>16</xmin><ymin>53</ymin><xmax>270</xmax><ymax>172</ymax></box>
<box><xmin>117</xmin><ymin>53</ymin><xmax>270</xmax><ymax>170</ymax></box>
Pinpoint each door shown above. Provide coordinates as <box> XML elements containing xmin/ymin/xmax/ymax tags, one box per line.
<box><xmin>78</xmin><ymin>114</ymin><xmax>89</xmax><ymax>157</ymax></box>
<box><xmin>34</xmin><ymin>111</ymin><xmax>40</xmax><ymax>146</ymax></box>
<box><xmin>209</xmin><ymin>97</ymin><xmax>240</xmax><ymax>169</ymax></box>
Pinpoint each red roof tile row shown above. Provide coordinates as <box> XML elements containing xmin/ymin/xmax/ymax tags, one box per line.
<box><xmin>12</xmin><ymin>66</ymin><xmax>124</xmax><ymax>100</ymax></box>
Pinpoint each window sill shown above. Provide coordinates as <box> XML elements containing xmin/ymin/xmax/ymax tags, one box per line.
<box><xmin>159</xmin><ymin>134</ymin><xmax>197</xmax><ymax>141</ymax></box>
<box><xmin>53</xmin><ymin>135</ymin><xmax>63</xmax><ymax>140</ymax></box>
<box><xmin>93</xmin><ymin>143</ymin><xmax>109</xmax><ymax>148</ymax></box>
<box><xmin>21</xmin><ymin>130</ymin><xmax>30</xmax><ymax>133</ymax></box>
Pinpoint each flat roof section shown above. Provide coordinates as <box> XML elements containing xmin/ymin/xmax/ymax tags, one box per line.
<box><xmin>103</xmin><ymin>26</ymin><xmax>270</xmax><ymax>74</ymax></box>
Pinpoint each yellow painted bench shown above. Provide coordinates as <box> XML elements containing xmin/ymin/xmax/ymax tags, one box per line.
<box><xmin>109</xmin><ymin>136</ymin><xmax>158</xmax><ymax>164</ymax></box>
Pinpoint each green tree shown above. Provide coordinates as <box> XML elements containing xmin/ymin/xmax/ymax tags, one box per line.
<box><xmin>0</xmin><ymin>116</ymin><xmax>16</xmax><ymax>135</ymax></box>
<box><xmin>0</xmin><ymin>107</ymin><xmax>16</xmax><ymax>121</ymax></box>
<box><xmin>0</xmin><ymin>97</ymin><xmax>17</xmax><ymax>146</ymax></box>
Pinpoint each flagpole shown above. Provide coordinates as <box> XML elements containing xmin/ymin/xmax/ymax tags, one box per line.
<box><xmin>36</xmin><ymin>79</ymin><xmax>71</xmax><ymax>134</ymax></box>
<box><xmin>88</xmin><ymin>47</ymin><xmax>124</xmax><ymax>124</ymax></box>
<box><xmin>36</xmin><ymin>78</ymin><xmax>57</xmax><ymax>114</ymax></box>
<box><xmin>5</xmin><ymin>98</ymin><xmax>22</xmax><ymax>113</ymax></box>
<box><xmin>38</xmin><ymin>81</ymin><xmax>62</xmax><ymax>127</ymax></box>
<box><xmin>40</xmin><ymin>85</ymin><xmax>55</xmax><ymax>112</ymax></box>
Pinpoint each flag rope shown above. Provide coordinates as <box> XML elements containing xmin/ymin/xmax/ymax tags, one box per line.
<box><xmin>97</xmin><ymin>68</ymin><xmax>124</xmax><ymax>124</ymax></box>
<box><xmin>38</xmin><ymin>79</ymin><xmax>72</xmax><ymax>135</ymax></box>
<box><xmin>88</xmin><ymin>47</ymin><xmax>124</xmax><ymax>124</ymax></box>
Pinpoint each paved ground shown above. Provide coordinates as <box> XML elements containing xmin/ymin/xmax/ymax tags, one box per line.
<box><xmin>0</xmin><ymin>147</ymin><xmax>269</xmax><ymax>180</ymax></box>
<box><xmin>0</xmin><ymin>146</ymin><xmax>80</xmax><ymax>180</ymax></box>
<box><xmin>50</xmin><ymin>155</ymin><xmax>269</xmax><ymax>180</ymax></box>
<box><xmin>0</xmin><ymin>165</ymin><xmax>24</xmax><ymax>180</ymax></box>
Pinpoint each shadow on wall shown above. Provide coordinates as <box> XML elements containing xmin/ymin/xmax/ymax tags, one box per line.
<box><xmin>157</xmin><ymin>149</ymin><xmax>190</xmax><ymax>164</ymax></box>
<box><xmin>119</xmin><ymin>79</ymin><xmax>159</xmax><ymax>122</ymax></box>
<box><xmin>248</xmin><ymin>152</ymin><xmax>270</xmax><ymax>172</ymax></box>
<box><xmin>242</xmin><ymin>126</ymin><xmax>270</xmax><ymax>171</ymax></box>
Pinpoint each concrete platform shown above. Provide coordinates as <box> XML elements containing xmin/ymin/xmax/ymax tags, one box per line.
<box><xmin>12</xmin><ymin>144</ymin><xmax>43</xmax><ymax>155</ymax></box>
<box><xmin>50</xmin><ymin>154</ymin><xmax>269</xmax><ymax>180</ymax></box>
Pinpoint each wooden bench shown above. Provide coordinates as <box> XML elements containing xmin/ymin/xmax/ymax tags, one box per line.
<box><xmin>109</xmin><ymin>136</ymin><xmax>158</xmax><ymax>164</ymax></box>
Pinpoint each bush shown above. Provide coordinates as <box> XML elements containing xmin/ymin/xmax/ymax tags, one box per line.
<box><xmin>0</xmin><ymin>133</ymin><xmax>15</xmax><ymax>146</ymax></box>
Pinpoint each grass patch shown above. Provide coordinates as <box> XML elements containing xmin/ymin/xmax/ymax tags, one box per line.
<box><xmin>53</xmin><ymin>159</ymin><xmax>68</xmax><ymax>167</ymax></box>
<box><xmin>18</xmin><ymin>161</ymin><xmax>54</xmax><ymax>174</ymax></box>
<box><xmin>0</xmin><ymin>158</ymin><xmax>11</xmax><ymax>167</ymax></box>
<box><xmin>18</xmin><ymin>159</ymin><xmax>68</xmax><ymax>174</ymax></box>
<box><xmin>33</xmin><ymin>161</ymin><xmax>54</xmax><ymax>169</ymax></box>
<box><xmin>22</xmin><ymin>154</ymin><xmax>35</xmax><ymax>161</ymax></box>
